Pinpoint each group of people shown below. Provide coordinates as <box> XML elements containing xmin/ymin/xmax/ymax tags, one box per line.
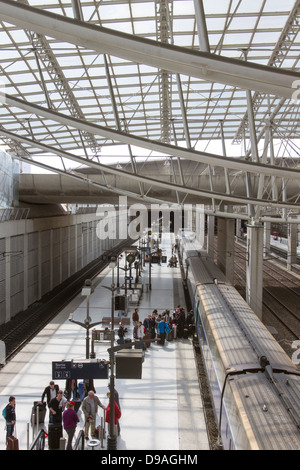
<box><xmin>126</xmin><ymin>306</ymin><xmax>194</xmax><ymax>348</ymax></box>
<box><xmin>3</xmin><ymin>380</ymin><xmax>121</xmax><ymax>450</ymax></box>
<box><xmin>167</xmin><ymin>254</ymin><xmax>178</xmax><ymax>267</ymax></box>
<box><xmin>41</xmin><ymin>381</ymin><xmax>121</xmax><ymax>450</ymax></box>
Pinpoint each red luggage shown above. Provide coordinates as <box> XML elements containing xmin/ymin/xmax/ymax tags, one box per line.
<box><xmin>6</xmin><ymin>436</ymin><xmax>19</xmax><ymax>450</ymax></box>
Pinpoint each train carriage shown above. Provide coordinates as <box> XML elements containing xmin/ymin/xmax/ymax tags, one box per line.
<box><xmin>180</xmin><ymin>234</ymin><xmax>300</xmax><ymax>450</ymax></box>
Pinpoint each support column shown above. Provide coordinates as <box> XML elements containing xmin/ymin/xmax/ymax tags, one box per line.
<box><xmin>246</xmin><ymin>221</ymin><xmax>264</xmax><ymax>319</ymax></box>
<box><xmin>196</xmin><ymin>209</ymin><xmax>205</xmax><ymax>249</ymax></box>
<box><xmin>287</xmin><ymin>220</ymin><xmax>298</xmax><ymax>271</ymax></box>
<box><xmin>23</xmin><ymin>232</ymin><xmax>29</xmax><ymax>311</ymax></box>
<box><xmin>207</xmin><ymin>215</ymin><xmax>215</xmax><ymax>258</ymax></box>
<box><xmin>38</xmin><ymin>231</ymin><xmax>42</xmax><ymax>300</ymax></box>
<box><xmin>263</xmin><ymin>222</ymin><xmax>271</xmax><ymax>259</ymax></box>
<box><xmin>50</xmin><ymin>229</ymin><xmax>54</xmax><ymax>291</ymax></box>
<box><xmin>217</xmin><ymin>217</ymin><xmax>235</xmax><ymax>284</ymax></box>
<box><xmin>5</xmin><ymin>237</ymin><xmax>11</xmax><ymax>323</ymax></box>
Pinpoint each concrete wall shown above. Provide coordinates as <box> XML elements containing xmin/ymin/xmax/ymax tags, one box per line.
<box><xmin>0</xmin><ymin>212</ymin><xmax>122</xmax><ymax>325</ymax></box>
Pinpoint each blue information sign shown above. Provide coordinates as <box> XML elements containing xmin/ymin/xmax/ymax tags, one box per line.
<box><xmin>52</xmin><ymin>361</ymin><xmax>108</xmax><ymax>380</ymax></box>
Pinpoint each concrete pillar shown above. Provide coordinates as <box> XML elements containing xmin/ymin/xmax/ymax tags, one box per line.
<box><xmin>23</xmin><ymin>232</ymin><xmax>29</xmax><ymax>310</ymax></box>
<box><xmin>207</xmin><ymin>215</ymin><xmax>215</xmax><ymax>258</ymax></box>
<box><xmin>74</xmin><ymin>224</ymin><xmax>78</xmax><ymax>273</ymax></box>
<box><xmin>38</xmin><ymin>231</ymin><xmax>42</xmax><ymax>300</ymax></box>
<box><xmin>287</xmin><ymin>221</ymin><xmax>298</xmax><ymax>270</ymax></box>
<box><xmin>59</xmin><ymin>227</ymin><xmax>63</xmax><ymax>283</ymax></box>
<box><xmin>217</xmin><ymin>217</ymin><xmax>235</xmax><ymax>284</ymax></box>
<box><xmin>196</xmin><ymin>209</ymin><xmax>205</xmax><ymax>248</ymax></box>
<box><xmin>5</xmin><ymin>237</ymin><xmax>11</xmax><ymax>322</ymax></box>
<box><xmin>263</xmin><ymin>222</ymin><xmax>271</xmax><ymax>259</ymax></box>
<box><xmin>246</xmin><ymin>221</ymin><xmax>264</xmax><ymax>319</ymax></box>
<box><xmin>50</xmin><ymin>229</ymin><xmax>54</xmax><ymax>290</ymax></box>
<box><xmin>67</xmin><ymin>225</ymin><xmax>71</xmax><ymax>278</ymax></box>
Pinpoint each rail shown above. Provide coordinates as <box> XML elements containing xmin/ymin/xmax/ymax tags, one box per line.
<box><xmin>0</xmin><ymin>208</ymin><xmax>30</xmax><ymax>221</ymax></box>
<box><xmin>73</xmin><ymin>430</ymin><xmax>85</xmax><ymax>450</ymax></box>
<box><xmin>29</xmin><ymin>429</ymin><xmax>46</xmax><ymax>450</ymax></box>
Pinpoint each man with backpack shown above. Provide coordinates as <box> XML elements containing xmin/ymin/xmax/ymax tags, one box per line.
<box><xmin>157</xmin><ymin>317</ymin><xmax>171</xmax><ymax>346</ymax></box>
<box><xmin>3</xmin><ymin>396</ymin><xmax>16</xmax><ymax>440</ymax></box>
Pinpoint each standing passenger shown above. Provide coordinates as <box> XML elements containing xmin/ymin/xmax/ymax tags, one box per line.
<box><xmin>49</xmin><ymin>390</ymin><xmax>64</xmax><ymax>424</ymax></box>
<box><xmin>82</xmin><ymin>391</ymin><xmax>105</xmax><ymax>439</ymax></box>
<box><xmin>41</xmin><ymin>381</ymin><xmax>59</xmax><ymax>407</ymax></box>
<box><xmin>132</xmin><ymin>308</ymin><xmax>139</xmax><ymax>326</ymax></box>
<box><xmin>157</xmin><ymin>317</ymin><xmax>171</xmax><ymax>346</ymax></box>
<box><xmin>4</xmin><ymin>396</ymin><xmax>16</xmax><ymax>440</ymax></box>
<box><xmin>136</xmin><ymin>321</ymin><xmax>145</xmax><ymax>350</ymax></box>
<box><xmin>63</xmin><ymin>401</ymin><xmax>80</xmax><ymax>450</ymax></box>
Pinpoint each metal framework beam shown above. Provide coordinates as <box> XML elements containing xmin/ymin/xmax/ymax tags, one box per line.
<box><xmin>0</xmin><ymin>0</ymin><xmax>299</xmax><ymax>99</ymax></box>
<box><xmin>2</xmin><ymin>127</ymin><xmax>300</xmax><ymax>211</ymax></box>
<box><xmin>2</xmin><ymin>91</ymin><xmax>300</xmax><ymax>184</ymax></box>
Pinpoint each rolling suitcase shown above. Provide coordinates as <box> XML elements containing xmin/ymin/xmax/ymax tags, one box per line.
<box><xmin>48</xmin><ymin>423</ymin><xmax>63</xmax><ymax>450</ymax></box>
<box><xmin>31</xmin><ymin>401</ymin><xmax>46</xmax><ymax>425</ymax></box>
<box><xmin>6</xmin><ymin>436</ymin><xmax>19</xmax><ymax>450</ymax></box>
<box><xmin>183</xmin><ymin>328</ymin><xmax>189</xmax><ymax>339</ymax></box>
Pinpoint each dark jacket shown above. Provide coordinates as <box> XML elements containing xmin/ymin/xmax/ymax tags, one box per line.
<box><xmin>42</xmin><ymin>385</ymin><xmax>59</xmax><ymax>405</ymax></box>
<box><xmin>5</xmin><ymin>404</ymin><xmax>16</xmax><ymax>423</ymax></box>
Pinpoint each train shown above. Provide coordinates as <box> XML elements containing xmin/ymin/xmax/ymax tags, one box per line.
<box><xmin>178</xmin><ymin>233</ymin><xmax>300</xmax><ymax>450</ymax></box>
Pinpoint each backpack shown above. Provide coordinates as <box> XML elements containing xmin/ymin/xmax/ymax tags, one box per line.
<box><xmin>2</xmin><ymin>407</ymin><xmax>6</xmax><ymax>420</ymax></box>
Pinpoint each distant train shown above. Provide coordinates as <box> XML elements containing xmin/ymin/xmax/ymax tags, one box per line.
<box><xmin>178</xmin><ymin>233</ymin><xmax>300</xmax><ymax>450</ymax></box>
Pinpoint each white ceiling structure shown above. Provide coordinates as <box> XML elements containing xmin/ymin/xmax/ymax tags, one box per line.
<box><xmin>0</xmin><ymin>0</ymin><xmax>300</xmax><ymax>221</ymax></box>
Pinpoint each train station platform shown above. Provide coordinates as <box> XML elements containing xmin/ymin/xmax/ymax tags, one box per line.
<box><xmin>0</xmin><ymin>233</ymin><xmax>209</xmax><ymax>451</ymax></box>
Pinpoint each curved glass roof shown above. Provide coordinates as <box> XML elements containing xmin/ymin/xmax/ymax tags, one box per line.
<box><xmin>0</xmin><ymin>0</ymin><xmax>299</xmax><ymax>215</ymax></box>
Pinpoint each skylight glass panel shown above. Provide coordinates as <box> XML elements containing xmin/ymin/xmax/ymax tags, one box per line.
<box><xmin>133</xmin><ymin>20</ymin><xmax>156</xmax><ymax>35</ymax></box>
<box><xmin>99</xmin><ymin>4</ymin><xmax>131</xmax><ymax>20</ymax></box>
<box><xmin>236</xmin><ymin>0</ymin><xmax>265</xmax><ymax>14</ymax></box>
<box><xmin>264</xmin><ymin>0</ymin><xmax>295</xmax><ymax>12</ymax></box>
<box><xmin>131</xmin><ymin>3</ymin><xmax>155</xmax><ymax>18</ymax></box>
<box><xmin>173</xmin><ymin>18</ymin><xmax>195</xmax><ymax>33</ymax></box>
<box><xmin>173</xmin><ymin>0</ymin><xmax>195</xmax><ymax>16</ymax></box>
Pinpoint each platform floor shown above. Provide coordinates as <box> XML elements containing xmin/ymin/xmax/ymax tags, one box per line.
<box><xmin>0</xmin><ymin>233</ymin><xmax>209</xmax><ymax>451</ymax></box>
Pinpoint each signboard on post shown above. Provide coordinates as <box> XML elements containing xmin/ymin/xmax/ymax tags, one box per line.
<box><xmin>52</xmin><ymin>360</ymin><xmax>108</xmax><ymax>380</ymax></box>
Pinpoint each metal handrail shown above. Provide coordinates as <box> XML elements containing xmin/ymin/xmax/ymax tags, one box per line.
<box><xmin>29</xmin><ymin>429</ymin><xmax>46</xmax><ymax>450</ymax></box>
<box><xmin>73</xmin><ymin>430</ymin><xmax>85</xmax><ymax>450</ymax></box>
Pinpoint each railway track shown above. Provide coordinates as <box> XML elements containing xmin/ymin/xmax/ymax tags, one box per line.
<box><xmin>232</xmin><ymin>242</ymin><xmax>300</xmax><ymax>359</ymax></box>
<box><xmin>0</xmin><ymin>238</ymin><xmax>133</xmax><ymax>365</ymax></box>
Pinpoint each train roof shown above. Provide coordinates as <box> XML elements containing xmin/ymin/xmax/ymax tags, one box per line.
<box><xmin>189</xmin><ymin>255</ymin><xmax>228</xmax><ymax>285</ymax></box>
<box><xmin>231</xmin><ymin>373</ymin><xmax>300</xmax><ymax>450</ymax></box>
<box><xmin>197</xmin><ymin>282</ymin><xmax>296</xmax><ymax>373</ymax></box>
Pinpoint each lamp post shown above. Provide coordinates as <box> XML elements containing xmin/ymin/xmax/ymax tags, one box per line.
<box><xmin>107</xmin><ymin>257</ymin><xmax>117</xmax><ymax>450</ymax></box>
<box><xmin>82</xmin><ymin>279</ymin><xmax>92</xmax><ymax>359</ymax></box>
<box><xmin>68</xmin><ymin>279</ymin><xmax>102</xmax><ymax>359</ymax></box>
